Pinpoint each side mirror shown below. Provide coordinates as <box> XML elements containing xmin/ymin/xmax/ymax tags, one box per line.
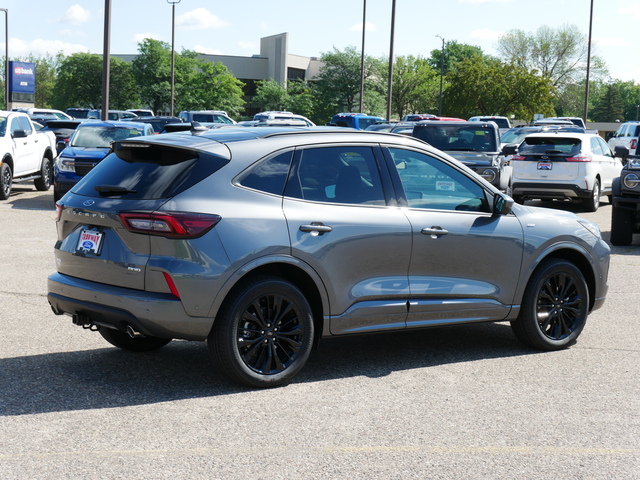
<box><xmin>606</xmin><ymin>132</ymin><xmax>615</xmax><ymax>140</ymax></box>
<box><xmin>501</xmin><ymin>144</ymin><xmax>518</xmax><ymax>156</ymax></box>
<box><xmin>493</xmin><ymin>193</ymin><xmax>513</xmax><ymax>216</ymax></box>
<box><xmin>614</xmin><ymin>145</ymin><xmax>630</xmax><ymax>166</ymax></box>
<box><xmin>11</xmin><ymin>129</ymin><xmax>27</xmax><ymax>139</ymax></box>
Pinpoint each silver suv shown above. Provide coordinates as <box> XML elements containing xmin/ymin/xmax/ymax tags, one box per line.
<box><xmin>47</xmin><ymin>127</ymin><xmax>610</xmax><ymax>388</ymax></box>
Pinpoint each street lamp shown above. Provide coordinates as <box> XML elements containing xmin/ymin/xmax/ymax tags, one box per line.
<box><xmin>101</xmin><ymin>0</ymin><xmax>111</xmax><ymax>120</ymax></box>
<box><xmin>167</xmin><ymin>0</ymin><xmax>181</xmax><ymax>117</ymax></box>
<box><xmin>583</xmin><ymin>0</ymin><xmax>593</xmax><ymax>123</ymax></box>
<box><xmin>436</xmin><ymin>35</ymin><xmax>444</xmax><ymax>117</ymax></box>
<box><xmin>359</xmin><ymin>0</ymin><xmax>366</xmax><ymax>113</ymax></box>
<box><xmin>0</xmin><ymin>8</ymin><xmax>8</xmax><ymax>110</ymax></box>
<box><xmin>386</xmin><ymin>0</ymin><xmax>396</xmax><ymax>121</ymax></box>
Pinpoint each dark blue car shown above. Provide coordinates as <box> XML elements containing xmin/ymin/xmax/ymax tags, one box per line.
<box><xmin>53</xmin><ymin>120</ymin><xmax>154</xmax><ymax>201</ymax></box>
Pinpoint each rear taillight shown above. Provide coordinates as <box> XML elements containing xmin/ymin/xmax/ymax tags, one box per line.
<box><xmin>631</xmin><ymin>139</ymin><xmax>637</xmax><ymax>150</ymax></box>
<box><xmin>566</xmin><ymin>154</ymin><xmax>592</xmax><ymax>162</ymax></box>
<box><xmin>118</xmin><ymin>212</ymin><xmax>221</xmax><ymax>238</ymax></box>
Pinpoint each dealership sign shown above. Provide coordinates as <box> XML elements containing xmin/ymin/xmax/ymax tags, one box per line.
<box><xmin>9</xmin><ymin>61</ymin><xmax>36</xmax><ymax>94</ymax></box>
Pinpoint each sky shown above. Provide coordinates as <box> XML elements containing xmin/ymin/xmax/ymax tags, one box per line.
<box><xmin>1</xmin><ymin>0</ymin><xmax>639</xmax><ymax>83</ymax></box>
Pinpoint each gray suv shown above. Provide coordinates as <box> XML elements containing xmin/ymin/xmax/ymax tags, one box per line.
<box><xmin>47</xmin><ymin>127</ymin><xmax>610</xmax><ymax>388</ymax></box>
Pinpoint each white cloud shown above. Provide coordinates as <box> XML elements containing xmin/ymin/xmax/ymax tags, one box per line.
<box><xmin>593</xmin><ymin>35</ymin><xmax>628</xmax><ymax>47</ymax></box>
<box><xmin>133</xmin><ymin>33</ymin><xmax>163</xmax><ymax>44</ymax></box>
<box><xmin>619</xmin><ymin>3</ymin><xmax>640</xmax><ymax>19</ymax></box>
<box><xmin>8</xmin><ymin>37</ymin><xmax>89</xmax><ymax>57</ymax></box>
<box><xmin>176</xmin><ymin>8</ymin><xmax>230</xmax><ymax>30</ymax></box>
<box><xmin>350</xmin><ymin>21</ymin><xmax>377</xmax><ymax>33</ymax></box>
<box><xmin>58</xmin><ymin>5</ymin><xmax>92</xmax><ymax>26</ymax></box>
<box><xmin>194</xmin><ymin>45</ymin><xmax>223</xmax><ymax>55</ymax></box>
<box><xmin>470</xmin><ymin>28</ymin><xmax>504</xmax><ymax>41</ymax></box>
<box><xmin>238</xmin><ymin>41</ymin><xmax>258</xmax><ymax>50</ymax></box>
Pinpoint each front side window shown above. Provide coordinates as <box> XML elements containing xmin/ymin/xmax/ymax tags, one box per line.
<box><xmin>388</xmin><ymin>147</ymin><xmax>488</xmax><ymax>212</ymax></box>
<box><xmin>285</xmin><ymin>146</ymin><xmax>386</xmax><ymax>205</ymax></box>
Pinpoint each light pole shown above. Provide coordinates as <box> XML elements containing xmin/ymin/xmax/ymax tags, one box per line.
<box><xmin>0</xmin><ymin>8</ymin><xmax>8</xmax><ymax>110</ymax></box>
<box><xmin>385</xmin><ymin>0</ymin><xmax>396</xmax><ymax>121</ymax></box>
<box><xmin>101</xmin><ymin>0</ymin><xmax>111</xmax><ymax>120</ymax></box>
<box><xmin>436</xmin><ymin>35</ymin><xmax>444</xmax><ymax>117</ymax></box>
<box><xmin>583</xmin><ymin>0</ymin><xmax>593</xmax><ymax>123</ymax></box>
<box><xmin>167</xmin><ymin>0</ymin><xmax>181</xmax><ymax>117</ymax></box>
<box><xmin>359</xmin><ymin>0</ymin><xmax>366</xmax><ymax>113</ymax></box>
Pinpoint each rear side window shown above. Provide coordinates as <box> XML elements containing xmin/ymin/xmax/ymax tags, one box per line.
<box><xmin>72</xmin><ymin>143</ymin><xmax>229</xmax><ymax>200</ymax></box>
<box><xmin>518</xmin><ymin>137</ymin><xmax>581</xmax><ymax>156</ymax></box>
<box><xmin>238</xmin><ymin>151</ymin><xmax>293</xmax><ymax>195</ymax></box>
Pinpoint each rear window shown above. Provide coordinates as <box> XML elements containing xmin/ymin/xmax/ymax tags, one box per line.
<box><xmin>72</xmin><ymin>143</ymin><xmax>230</xmax><ymax>200</ymax></box>
<box><xmin>518</xmin><ymin>137</ymin><xmax>581</xmax><ymax>156</ymax></box>
<box><xmin>413</xmin><ymin>125</ymin><xmax>497</xmax><ymax>152</ymax></box>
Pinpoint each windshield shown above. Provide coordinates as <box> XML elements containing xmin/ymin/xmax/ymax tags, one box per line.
<box><xmin>414</xmin><ymin>125</ymin><xmax>497</xmax><ymax>152</ymax></box>
<box><xmin>71</xmin><ymin>126</ymin><xmax>144</xmax><ymax>148</ymax></box>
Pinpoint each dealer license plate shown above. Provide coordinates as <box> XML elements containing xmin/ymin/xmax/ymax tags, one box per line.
<box><xmin>76</xmin><ymin>229</ymin><xmax>103</xmax><ymax>255</ymax></box>
<box><xmin>537</xmin><ymin>161</ymin><xmax>552</xmax><ymax>170</ymax></box>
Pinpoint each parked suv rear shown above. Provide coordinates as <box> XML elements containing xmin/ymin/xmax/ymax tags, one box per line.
<box><xmin>47</xmin><ymin>127</ymin><xmax>610</xmax><ymax>388</ymax></box>
<box><xmin>328</xmin><ymin>113</ymin><xmax>385</xmax><ymax>130</ymax></box>
<box><xmin>178</xmin><ymin>110</ymin><xmax>235</xmax><ymax>124</ymax></box>
<box><xmin>608</xmin><ymin>121</ymin><xmax>640</xmax><ymax>154</ymax></box>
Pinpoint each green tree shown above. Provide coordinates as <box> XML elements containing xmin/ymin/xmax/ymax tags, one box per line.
<box><xmin>52</xmin><ymin>53</ymin><xmax>137</xmax><ymax>110</ymax></box>
<box><xmin>253</xmin><ymin>79</ymin><xmax>290</xmax><ymax>111</ymax></box>
<box><xmin>313</xmin><ymin>46</ymin><xmax>386</xmax><ymax>122</ymax></box>
<box><xmin>131</xmin><ymin>39</ymin><xmax>172</xmax><ymax>114</ymax></box>
<box><xmin>590</xmin><ymin>82</ymin><xmax>625</xmax><ymax>122</ymax></box>
<box><xmin>389</xmin><ymin>55</ymin><xmax>439</xmax><ymax>119</ymax></box>
<box><xmin>182</xmin><ymin>60</ymin><xmax>245</xmax><ymax>116</ymax></box>
<box><xmin>427</xmin><ymin>40</ymin><xmax>486</xmax><ymax>76</ymax></box>
<box><xmin>287</xmin><ymin>79</ymin><xmax>315</xmax><ymax>120</ymax></box>
<box><xmin>443</xmin><ymin>56</ymin><xmax>555</xmax><ymax>120</ymax></box>
<box><xmin>497</xmin><ymin>25</ymin><xmax>607</xmax><ymax>88</ymax></box>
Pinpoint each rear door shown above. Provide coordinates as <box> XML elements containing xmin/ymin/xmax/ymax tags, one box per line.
<box><xmin>282</xmin><ymin>144</ymin><xmax>412</xmax><ymax>335</ymax></box>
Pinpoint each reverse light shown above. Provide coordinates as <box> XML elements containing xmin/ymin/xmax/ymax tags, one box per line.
<box><xmin>118</xmin><ymin>212</ymin><xmax>221</xmax><ymax>238</ymax></box>
<box><xmin>566</xmin><ymin>154</ymin><xmax>592</xmax><ymax>162</ymax></box>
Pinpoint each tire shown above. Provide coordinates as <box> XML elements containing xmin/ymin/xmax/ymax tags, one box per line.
<box><xmin>208</xmin><ymin>275</ymin><xmax>314</xmax><ymax>388</ymax></box>
<box><xmin>0</xmin><ymin>162</ymin><xmax>12</xmax><ymax>200</ymax></box>
<box><xmin>582</xmin><ymin>179</ymin><xmax>600</xmax><ymax>212</ymax></box>
<box><xmin>511</xmin><ymin>258</ymin><xmax>589</xmax><ymax>351</ymax></box>
<box><xmin>610</xmin><ymin>203</ymin><xmax>634</xmax><ymax>246</ymax></box>
<box><xmin>34</xmin><ymin>156</ymin><xmax>52</xmax><ymax>191</ymax></box>
<box><xmin>99</xmin><ymin>327</ymin><xmax>172</xmax><ymax>352</ymax></box>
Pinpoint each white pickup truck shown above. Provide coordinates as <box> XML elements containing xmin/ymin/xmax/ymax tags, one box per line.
<box><xmin>0</xmin><ymin>111</ymin><xmax>56</xmax><ymax>200</ymax></box>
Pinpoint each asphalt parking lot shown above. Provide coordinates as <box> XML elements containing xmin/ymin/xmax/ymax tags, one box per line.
<box><xmin>1</xmin><ymin>187</ymin><xmax>638</xmax><ymax>480</ymax></box>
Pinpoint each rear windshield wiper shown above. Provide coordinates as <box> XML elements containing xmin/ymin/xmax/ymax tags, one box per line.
<box><xmin>94</xmin><ymin>185</ymin><xmax>137</xmax><ymax>196</ymax></box>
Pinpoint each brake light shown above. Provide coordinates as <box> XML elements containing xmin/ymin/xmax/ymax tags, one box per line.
<box><xmin>632</xmin><ymin>139</ymin><xmax>637</xmax><ymax>150</ymax></box>
<box><xmin>565</xmin><ymin>154</ymin><xmax>592</xmax><ymax>162</ymax></box>
<box><xmin>118</xmin><ymin>212</ymin><xmax>221</xmax><ymax>238</ymax></box>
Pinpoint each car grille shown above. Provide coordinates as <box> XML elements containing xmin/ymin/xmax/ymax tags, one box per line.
<box><xmin>75</xmin><ymin>162</ymin><xmax>98</xmax><ymax>176</ymax></box>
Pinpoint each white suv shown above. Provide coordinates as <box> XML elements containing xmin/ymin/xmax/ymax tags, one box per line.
<box><xmin>253</xmin><ymin>111</ymin><xmax>315</xmax><ymax>126</ymax></box>
<box><xmin>608</xmin><ymin>121</ymin><xmax>640</xmax><ymax>154</ymax></box>
<box><xmin>509</xmin><ymin>132</ymin><xmax>623</xmax><ymax>212</ymax></box>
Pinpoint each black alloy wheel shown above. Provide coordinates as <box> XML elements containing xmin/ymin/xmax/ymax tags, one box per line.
<box><xmin>209</xmin><ymin>276</ymin><xmax>314</xmax><ymax>388</ymax></box>
<box><xmin>511</xmin><ymin>258</ymin><xmax>588</xmax><ymax>350</ymax></box>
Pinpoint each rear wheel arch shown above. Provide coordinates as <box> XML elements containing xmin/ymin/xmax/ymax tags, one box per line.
<box><xmin>210</xmin><ymin>261</ymin><xmax>327</xmax><ymax>347</ymax></box>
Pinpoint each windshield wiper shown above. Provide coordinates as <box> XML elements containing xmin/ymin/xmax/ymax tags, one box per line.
<box><xmin>94</xmin><ymin>185</ymin><xmax>137</xmax><ymax>196</ymax></box>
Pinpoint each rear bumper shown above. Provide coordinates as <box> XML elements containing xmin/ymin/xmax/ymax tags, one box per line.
<box><xmin>511</xmin><ymin>182</ymin><xmax>591</xmax><ymax>200</ymax></box>
<box><xmin>47</xmin><ymin>272</ymin><xmax>213</xmax><ymax>340</ymax></box>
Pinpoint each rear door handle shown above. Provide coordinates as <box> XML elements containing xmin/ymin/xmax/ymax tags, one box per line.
<box><xmin>300</xmin><ymin>223</ymin><xmax>333</xmax><ymax>235</ymax></box>
<box><xmin>421</xmin><ymin>226</ymin><xmax>449</xmax><ymax>238</ymax></box>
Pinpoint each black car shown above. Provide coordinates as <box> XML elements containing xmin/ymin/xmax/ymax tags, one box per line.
<box><xmin>131</xmin><ymin>116</ymin><xmax>180</xmax><ymax>134</ymax></box>
<box><xmin>40</xmin><ymin>120</ymin><xmax>83</xmax><ymax>154</ymax></box>
<box><xmin>611</xmin><ymin>146</ymin><xmax>640</xmax><ymax>245</ymax></box>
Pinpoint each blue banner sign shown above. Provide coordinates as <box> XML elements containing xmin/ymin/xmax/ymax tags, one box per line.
<box><xmin>9</xmin><ymin>61</ymin><xmax>36</xmax><ymax>94</ymax></box>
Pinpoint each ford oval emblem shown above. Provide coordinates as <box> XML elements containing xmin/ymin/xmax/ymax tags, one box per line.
<box><xmin>83</xmin><ymin>200</ymin><xmax>95</xmax><ymax>207</ymax></box>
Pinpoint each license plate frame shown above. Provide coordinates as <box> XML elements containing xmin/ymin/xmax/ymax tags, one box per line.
<box><xmin>537</xmin><ymin>161</ymin><xmax>552</xmax><ymax>170</ymax></box>
<box><xmin>76</xmin><ymin>229</ymin><xmax>104</xmax><ymax>256</ymax></box>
